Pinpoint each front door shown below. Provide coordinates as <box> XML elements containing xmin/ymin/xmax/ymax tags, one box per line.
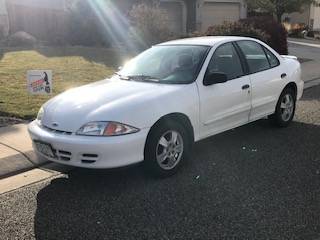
<box><xmin>198</xmin><ymin>42</ymin><xmax>252</xmax><ymax>138</ymax></box>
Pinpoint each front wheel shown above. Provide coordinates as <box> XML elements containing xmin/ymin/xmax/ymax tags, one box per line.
<box><xmin>269</xmin><ymin>88</ymin><xmax>296</xmax><ymax>127</ymax></box>
<box><xmin>144</xmin><ymin>121</ymin><xmax>191</xmax><ymax>177</ymax></box>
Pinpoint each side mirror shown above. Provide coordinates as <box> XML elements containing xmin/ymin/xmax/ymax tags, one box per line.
<box><xmin>203</xmin><ymin>72</ymin><xmax>228</xmax><ymax>86</ymax></box>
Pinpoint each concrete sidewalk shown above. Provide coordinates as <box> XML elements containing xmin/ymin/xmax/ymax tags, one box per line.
<box><xmin>0</xmin><ymin>124</ymin><xmax>48</xmax><ymax>179</ymax></box>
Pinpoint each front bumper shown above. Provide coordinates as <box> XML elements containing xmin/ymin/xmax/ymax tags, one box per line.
<box><xmin>28</xmin><ymin>120</ymin><xmax>149</xmax><ymax>169</ymax></box>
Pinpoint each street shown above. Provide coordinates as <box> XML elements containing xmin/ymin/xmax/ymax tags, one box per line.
<box><xmin>288</xmin><ymin>39</ymin><xmax>320</xmax><ymax>82</ymax></box>
<box><xmin>1</xmin><ymin>86</ymin><xmax>320</xmax><ymax>239</ymax></box>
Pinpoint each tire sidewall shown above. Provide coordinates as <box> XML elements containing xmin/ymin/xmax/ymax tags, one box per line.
<box><xmin>274</xmin><ymin>88</ymin><xmax>296</xmax><ymax>127</ymax></box>
<box><xmin>144</xmin><ymin>120</ymin><xmax>191</xmax><ymax>177</ymax></box>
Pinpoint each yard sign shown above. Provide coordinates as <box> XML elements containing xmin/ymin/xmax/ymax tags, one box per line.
<box><xmin>27</xmin><ymin>70</ymin><xmax>52</xmax><ymax>95</ymax></box>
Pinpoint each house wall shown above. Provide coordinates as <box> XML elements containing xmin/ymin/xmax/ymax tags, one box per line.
<box><xmin>160</xmin><ymin>0</ymin><xmax>187</xmax><ymax>34</ymax></box>
<box><xmin>113</xmin><ymin>0</ymin><xmax>247</xmax><ymax>34</ymax></box>
<box><xmin>184</xmin><ymin>0</ymin><xmax>197</xmax><ymax>32</ymax></box>
<box><xmin>311</xmin><ymin>1</ymin><xmax>320</xmax><ymax>30</ymax></box>
<box><xmin>0</xmin><ymin>0</ymin><xmax>9</xmax><ymax>37</ymax></box>
<box><xmin>8</xmin><ymin>0</ymin><xmax>66</xmax><ymax>10</ymax></box>
<box><xmin>114</xmin><ymin>0</ymin><xmax>192</xmax><ymax>34</ymax></box>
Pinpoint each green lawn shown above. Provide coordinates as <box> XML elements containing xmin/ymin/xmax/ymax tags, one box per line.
<box><xmin>0</xmin><ymin>46</ymin><xmax>128</xmax><ymax>119</ymax></box>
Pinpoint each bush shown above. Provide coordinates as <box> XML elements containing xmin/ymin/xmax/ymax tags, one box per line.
<box><xmin>7</xmin><ymin>31</ymin><xmax>37</xmax><ymax>47</ymax></box>
<box><xmin>307</xmin><ymin>31</ymin><xmax>315</xmax><ymax>38</ymax></box>
<box><xmin>240</xmin><ymin>17</ymin><xmax>288</xmax><ymax>55</ymax></box>
<box><xmin>129</xmin><ymin>3</ymin><xmax>174</xmax><ymax>50</ymax></box>
<box><xmin>68</xmin><ymin>1</ymin><xmax>110</xmax><ymax>47</ymax></box>
<box><xmin>205</xmin><ymin>21</ymin><xmax>271</xmax><ymax>44</ymax></box>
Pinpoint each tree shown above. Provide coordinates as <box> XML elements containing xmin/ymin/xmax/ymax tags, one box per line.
<box><xmin>129</xmin><ymin>3</ymin><xmax>173</xmax><ymax>50</ymax></box>
<box><xmin>247</xmin><ymin>0</ymin><xmax>315</xmax><ymax>23</ymax></box>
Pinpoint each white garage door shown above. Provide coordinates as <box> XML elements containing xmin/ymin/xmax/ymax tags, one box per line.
<box><xmin>202</xmin><ymin>2</ymin><xmax>240</xmax><ymax>32</ymax></box>
<box><xmin>160</xmin><ymin>1</ymin><xmax>183</xmax><ymax>34</ymax></box>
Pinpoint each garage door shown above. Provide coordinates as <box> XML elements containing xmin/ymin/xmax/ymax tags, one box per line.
<box><xmin>160</xmin><ymin>1</ymin><xmax>183</xmax><ymax>34</ymax></box>
<box><xmin>202</xmin><ymin>2</ymin><xmax>240</xmax><ymax>32</ymax></box>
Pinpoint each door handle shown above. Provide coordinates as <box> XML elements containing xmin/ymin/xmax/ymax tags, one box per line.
<box><xmin>281</xmin><ymin>73</ymin><xmax>287</xmax><ymax>79</ymax></box>
<box><xmin>242</xmin><ymin>84</ymin><xmax>250</xmax><ymax>90</ymax></box>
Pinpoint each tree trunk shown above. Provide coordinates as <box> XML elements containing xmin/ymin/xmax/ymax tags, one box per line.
<box><xmin>276</xmin><ymin>12</ymin><xmax>282</xmax><ymax>23</ymax></box>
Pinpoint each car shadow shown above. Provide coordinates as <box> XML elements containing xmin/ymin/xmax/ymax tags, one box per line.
<box><xmin>34</xmin><ymin>119</ymin><xmax>320</xmax><ymax>239</ymax></box>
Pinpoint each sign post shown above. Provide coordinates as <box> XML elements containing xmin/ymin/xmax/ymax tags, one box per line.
<box><xmin>27</xmin><ymin>70</ymin><xmax>52</xmax><ymax>95</ymax></box>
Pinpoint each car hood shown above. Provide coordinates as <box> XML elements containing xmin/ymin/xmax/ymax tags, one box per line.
<box><xmin>41</xmin><ymin>78</ymin><xmax>184</xmax><ymax>132</ymax></box>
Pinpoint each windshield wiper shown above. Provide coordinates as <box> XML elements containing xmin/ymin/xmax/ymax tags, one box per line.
<box><xmin>115</xmin><ymin>73</ymin><xmax>160</xmax><ymax>82</ymax></box>
<box><xmin>129</xmin><ymin>75</ymin><xmax>160</xmax><ymax>82</ymax></box>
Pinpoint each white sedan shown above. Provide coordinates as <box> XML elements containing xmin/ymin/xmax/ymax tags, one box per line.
<box><xmin>28</xmin><ymin>36</ymin><xmax>304</xmax><ymax>177</ymax></box>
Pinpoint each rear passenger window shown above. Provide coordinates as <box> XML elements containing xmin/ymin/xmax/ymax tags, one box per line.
<box><xmin>207</xmin><ymin>43</ymin><xmax>243</xmax><ymax>80</ymax></box>
<box><xmin>237</xmin><ymin>41</ymin><xmax>270</xmax><ymax>73</ymax></box>
<box><xmin>264</xmin><ymin>47</ymin><xmax>280</xmax><ymax>68</ymax></box>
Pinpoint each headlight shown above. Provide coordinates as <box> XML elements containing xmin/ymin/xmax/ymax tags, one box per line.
<box><xmin>37</xmin><ymin>107</ymin><xmax>44</xmax><ymax>121</ymax></box>
<box><xmin>76</xmin><ymin>121</ymin><xmax>139</xmax><ymax>136</ymax></box>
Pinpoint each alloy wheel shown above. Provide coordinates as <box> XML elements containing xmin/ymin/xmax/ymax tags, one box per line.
<box><xmin>156</xmin><ymin>130</ymin><xmax>184</xmax><ymax>170</ymax></box>
<box><xmin>280</xmin><ymin>93</ymin><xmax>294</xmax><ymax>122</ymax></box>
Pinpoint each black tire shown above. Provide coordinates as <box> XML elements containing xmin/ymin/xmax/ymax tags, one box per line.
<box><xmin>269</xmin><ymin>87</ymin><xmax>296</xmax><ymax>127</ymax></box>
<box><xmin>143</xmin><ymin>120</ymin><xmax>192</xmax><ymax>178</ymax></box>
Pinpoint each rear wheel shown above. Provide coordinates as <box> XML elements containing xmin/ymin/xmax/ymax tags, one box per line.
<box><xmin>269</xmin><ymin>88</ymin><xmax>296</xmax><ymax>127</ymax></box>
<box><xmin>144</xmin><ymin>120</ymin><xmax>191</xmax><ymax>177</ymax></box>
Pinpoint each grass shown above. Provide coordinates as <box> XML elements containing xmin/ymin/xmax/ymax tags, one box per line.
<box><xmin>0</xmin><ymin>46</ymin><xmax>128</xmax><ymax>119</ymax></box>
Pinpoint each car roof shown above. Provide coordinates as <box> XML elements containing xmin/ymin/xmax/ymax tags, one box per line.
<box><xmin>158</xmin><ymin>36</ymin><xmax>257</xmax><ymax>47</ymax></box>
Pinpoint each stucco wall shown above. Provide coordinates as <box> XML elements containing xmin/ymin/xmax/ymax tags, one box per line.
<box><xmin>9</xmin><ymin>0</ymin><xmax>66</xmax><ymax>10</ymax></box>
<box><xmin>0</xmin><ymin>0</ymin><xmax>9</xmax><ymax>37</ymax></box>
<box><xmin>311</xmin><ymin>1</ymin><xmax>320</xmax><ymax>30</ymax></box>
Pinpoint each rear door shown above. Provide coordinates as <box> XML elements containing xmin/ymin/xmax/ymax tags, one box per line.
<box><xmin>198</xmin><ymin>42</ymin><xmax>251</xmax><ymax>138</ymax></box>
<box><xmin>236</xmin><ymin>40</ymin><xmax>285</xmax><ymax>121</ymax></box>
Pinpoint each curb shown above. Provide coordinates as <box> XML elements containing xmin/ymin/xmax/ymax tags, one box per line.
<box><xmin>0</xmin><ymin>143</ymin><xmax>48</xmax><ymax>180</ymax></box>
<box><xmin>304</xmin><ymin>78</ymin><xmax>320</xmax><ymax>90</ymax></box>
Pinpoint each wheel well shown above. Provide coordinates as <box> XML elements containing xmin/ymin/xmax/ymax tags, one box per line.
<box><xmin>149</xmin><ymin>113</ymin><xmax>195</xmax><ymax>142</ymax></box>
<box><xmin>284</xmin><ymin>82</ymin><xmax>298</xmax><ymax>99</ymax></box>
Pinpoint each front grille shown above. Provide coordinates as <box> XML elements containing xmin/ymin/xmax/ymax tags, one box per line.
<box><xmin>42</xmin><ymin>125</ymin><xmax>72</xmax><ymax>135</ymax></box>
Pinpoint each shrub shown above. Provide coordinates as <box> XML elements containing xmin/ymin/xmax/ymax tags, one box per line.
<box><xmin>7</xmin><ymin>31</ymin><xmax>37</xmax><ymax>47</ymax></box>
<box><xmin>68</xmin><ymin>1</ymin><xmax>110</xmax><ymax>47</ymax></box>
<box><xmin>240</xmin><ymin>17</ymin><xmax>288</xmax><ymax>55</ymax></box>
<box><xmin>205</xmin><ymin>21</ymin><xmax>270</xmax><ymax>44</ymax></box>
<box><xmin>307</xmin><ymin>30</ymin><xmax>315</xmax><ymax>38</ymax></box>
<box><xmin>129</xmin><ymin>3</ymin><xmax>174</xmax><ymax>51</ymax></box>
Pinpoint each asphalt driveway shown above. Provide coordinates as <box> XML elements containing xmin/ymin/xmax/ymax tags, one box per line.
<box><xmin>0</xmin><ymin>85</ymin><xmax>320</xmax><ymax>240</ymax></box>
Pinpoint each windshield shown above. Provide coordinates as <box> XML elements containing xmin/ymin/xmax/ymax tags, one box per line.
<box><xmin>118</xmin><ymin>45</ymin><xmax>210</xmax><ymax>84</ymax></box>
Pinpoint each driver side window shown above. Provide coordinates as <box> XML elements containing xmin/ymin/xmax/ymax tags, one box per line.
<box><xmin>207</xmin><ymin>43</ymin><xmax>244</xmax><ymax>81</ymax></box>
